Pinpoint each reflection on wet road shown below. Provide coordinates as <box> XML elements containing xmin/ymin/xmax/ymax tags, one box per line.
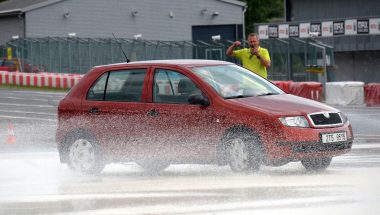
<box><xmin>1</xmin><ymin>144</ymin><xmax>380</xmax><ymax>215</ymax></box>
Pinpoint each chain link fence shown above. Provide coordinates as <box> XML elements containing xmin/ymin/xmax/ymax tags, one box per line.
<box><xmin>2</xmin><ymin>37</ymin><xmax>334</xmax><ymax>82</ymax></box>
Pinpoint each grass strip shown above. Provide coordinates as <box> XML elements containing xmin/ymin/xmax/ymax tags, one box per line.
<box><xmin>0</xmin><ymin>84</ymin><xmax>69</xmax><ymax>93</ymax></box>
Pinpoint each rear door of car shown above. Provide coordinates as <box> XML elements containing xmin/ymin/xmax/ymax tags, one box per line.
<box><xmin>82</xmin><ymin>66</ymin><xmax>154</xmax><ymax>161</ymax></box>
<box><xmin>143</xmin><ymin>66</ymin><xmax>219</xmax><ymax>163</ymax></box>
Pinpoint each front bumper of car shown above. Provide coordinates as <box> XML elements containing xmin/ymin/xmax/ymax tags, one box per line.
<box><xmin>265</xmin><ymin>139</ymin><xmax>352</xmax><ymax>162</ymax></box>
<box><xmin>291</xmin><ymin>139</ymin><xmax>352</xmax><ymax>154</ymax></box>
<box><xmin>264</xmin><ymin>122</ymin><xmax>353</xmax><ymax>161</ymax></box>
<box><xmin>274</xmin><ymin>138</ymin><xmax>353</xmax><ymax>161</ymax></box>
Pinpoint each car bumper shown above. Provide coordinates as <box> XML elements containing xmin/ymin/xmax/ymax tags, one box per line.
<box><xmin>263</xmin><ymin>122</ymin><xmax>353</xmax><ymax>161</ymax></box>
<box><xmin>266</xmin><ymin>138</ymin><xmax>352</xmax><ymax>161</ymax></box>
<box><xmin>291</xmin><ymin>139</ymin><xmax>352</xmax><ymax>154</ymax></box>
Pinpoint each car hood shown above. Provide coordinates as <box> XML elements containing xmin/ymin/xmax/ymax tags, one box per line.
<box><xmin>227</xmin><ymin>94</ymin><xmax>339</xmax><ymax>116</ymax></box>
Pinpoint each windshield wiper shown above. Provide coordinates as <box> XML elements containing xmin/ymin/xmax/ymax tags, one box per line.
<box><xmin>256</xmin><ymin>92</ymin><xmax>279</xmax><ymax>97</ymax></box>
<box><xmin>224</xmin><ymin>95</ymin><xmax>254</xmax><ymax>99</ymax></box>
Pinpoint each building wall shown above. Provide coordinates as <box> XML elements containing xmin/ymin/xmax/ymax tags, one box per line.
<box><xmin>334</xmin><ymin>51</ymin><xmax>380</xmax><ymax>83</ymax></box>
<box><xmin>288</xmin><ymin>0</ymin><xmax>380</xmax><ymax>22</ymax></box>
<box><xmin>0</xmin><ymin>16</ymin><xmax>24</xmax><ymax>45</ymax></box>
<box><xmin>286</xmin><ymin>0</ymin><xmax>380</xmax><ymax>83</ymax></box>
<box><xmin>25</xmin><ymin>0</ymin><xmax>244</xmax><ymax>41</ymax></box>
<box><xmin>318</xmin><ymin>35</ymin><xmax>380</xmax><ymax>52</ymax></box>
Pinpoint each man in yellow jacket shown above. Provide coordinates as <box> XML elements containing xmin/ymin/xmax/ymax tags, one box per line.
<box><xmin>226</xmin><ymin>33</ymin><xmax>271</xmax><ymax>79</ymax></box>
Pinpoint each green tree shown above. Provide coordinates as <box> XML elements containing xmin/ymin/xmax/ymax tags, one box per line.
<box><xmin>241</xmin><ymin>0</ymin><xmax>284</xmax><ymax>35</ymax></box>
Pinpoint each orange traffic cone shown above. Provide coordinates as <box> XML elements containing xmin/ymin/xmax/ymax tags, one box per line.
<box><xmin>7</xmin><ymin>122</ymin><xmax>16</xmax><ymax>144</ymax></box>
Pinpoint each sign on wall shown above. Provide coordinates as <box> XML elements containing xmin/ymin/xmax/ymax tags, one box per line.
<box><xmin>310</xmin><ymin>23</ymin><xmax>321</xmax><ymax>36</ymax></box>
<box><xmin>258</xmin><ymin>25</ymin><xmax>269</xmax><ymax>39</ymax></box>
<box><xmin>333</xmin><ymin>21</ymin><xmax>345</xmax><ymax>35</ymax></box>
<box><xmin>299</xmin><ymin>23</ymin><xmax>310</xmax><ymax>38</ymax></box>
<box><xmin>357</xmin><ymin>19</ymin><xmax>369</xmax><ymax>34</ymax></box>
<box><xmin>369</xmin><ymin>18</ymin><xmax>380</xmax><ymax>34</ymax></box>
<box><xmin>278</xmin><ymin>24</ymin><xmax>289</xmax><ymax>38</ymax></box>
<box><xmin>257</xmin><ymin>17</ymin><xmax>379</xmax><ymax>39</ymax></box>
<box><xmin>289</xmin><ymin>25</ymin><xmax>299</xmax><ymax>37</ymax></box>
<box><xmin>322</xmin><ymin>21</ymin><xmax>333</xmax><ymax>37</ymax></box>
<box><xmin>345</xmin><ymin>19</ymin><xmax>357</xmax><ymax>35</ymax></box>
<box><xmin>268</xmin><ymin>25</ymin><xmax>279</xmax><ymax>38</ymax></box>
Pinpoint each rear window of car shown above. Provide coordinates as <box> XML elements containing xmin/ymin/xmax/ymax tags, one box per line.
<box><xmin>87</xmin><ymin>69</ymin><xmax>147</xmax><ymax>102</ymax></box>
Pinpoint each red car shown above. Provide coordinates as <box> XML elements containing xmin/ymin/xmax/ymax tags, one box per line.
<box><xmin>0</xmin><ymin>58</ymin><xmax>40</xmax><ymax>73</ymax></box>
<box><xmin>0</xmin><ymin>58</ymin><xmax>17</xmax><ymax>72</ymax></box>
<box><xmin>56</xmin><ymin>60</ymin><xmax>353</xmax><ymax>174</ymax></box>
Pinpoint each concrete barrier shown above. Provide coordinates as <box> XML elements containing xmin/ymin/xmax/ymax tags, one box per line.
<box><xmin>326</xmin><ymin>82</ymin><xmax>365</xmax><ymax>105</ymax></box>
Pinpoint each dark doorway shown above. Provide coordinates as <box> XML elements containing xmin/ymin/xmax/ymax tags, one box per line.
<box><xmin>192</xmin><ymin>24</ymin><xmax>243</xmax><ymax>42</ymax></box>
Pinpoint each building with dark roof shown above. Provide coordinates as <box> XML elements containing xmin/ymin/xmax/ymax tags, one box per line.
<box><xmin>0</xmin><ymin>0</ymin><xmax>246</xmax><ymax>45</ymax></box>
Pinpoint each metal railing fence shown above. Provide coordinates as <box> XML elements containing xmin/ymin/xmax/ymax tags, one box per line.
<box><xmin>2</xmin><ymin>37</ymin><xmax>334</xmax><ymax>82</ymax></box>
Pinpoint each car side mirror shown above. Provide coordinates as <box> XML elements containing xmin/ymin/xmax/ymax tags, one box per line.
<box><xmin>188</xmin><ymin>91</ymin><xmax>210</xmax><ymax>107</ymax></box>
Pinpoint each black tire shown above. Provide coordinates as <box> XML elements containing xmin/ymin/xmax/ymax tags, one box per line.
<box><xmin>225</xmin><ymin>131</ymin><xmax>264</xmax><ymax>173</ymax></box>
<box><xmin>301</xmin><ymin>157</ymin><xmax>332</xmax><ymax>171</ymax></box>
<box><xmin>66</xmin><ymin>134</ymin><xmax>105</xmax><ymax>174</ymax></box>
<box><xmin>137</xmin><ymin>161</ymin><xmax>170</xmax><ymax>173</ymax></box>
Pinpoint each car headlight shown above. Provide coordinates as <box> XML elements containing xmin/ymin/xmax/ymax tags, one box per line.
<box><xmin>338</xmin><ymin>112</ymin><xmax>349</xmax><ymax>124</ymax></box>
<box><xmin>279</xmin><ymin>116</ymin><xmax>310</xmax><ymax>128</ymax></box>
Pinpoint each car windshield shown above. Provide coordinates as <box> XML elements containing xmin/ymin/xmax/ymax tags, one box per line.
<box><xmin>192</xmin><ymin>64</ymin><xmax>283</xmax><ymax>99</ymax></box>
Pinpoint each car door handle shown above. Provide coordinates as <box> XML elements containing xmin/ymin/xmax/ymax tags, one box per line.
<box><xmin>89</xmin><ymin>107</ymin><xmax>100</xmax><ymax>114</ymax></box>
<box><xmin>147</xmin><ymin>109</ymin><xmax>159</xmax><ymax>116</ymax></box>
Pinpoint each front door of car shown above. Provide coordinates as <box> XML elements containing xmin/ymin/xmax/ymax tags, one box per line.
<box><xmin>144</xmin><ymin>68</ymin><xmax>220</xmax><ymax>162</ymax></box>
<box><xmin>82</xmin><ymin>68</ymin><xmax>151</xmax><ymax>161</ymax></box>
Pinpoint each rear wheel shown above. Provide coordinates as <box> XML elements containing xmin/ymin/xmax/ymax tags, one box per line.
<box><xmin>226</xmin><ymin>131</ymin><xmax>264</xmax><ymax>173</ymax></box>
<box><xmin>301</xmin><ymin>157</ymin><xmax>332</xmax><ymax>171</ymax></box>
<box><xmin>67</xmin><ymin>135</ymin><xmax>105</xmax><ymax>174</ymax></box>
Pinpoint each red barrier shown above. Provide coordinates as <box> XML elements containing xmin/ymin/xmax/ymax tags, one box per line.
<box><xmin>271</xmin><ymin>80</ymin><xmax>293</xmax><ymax>93</ymax></box>
<box><xmin>364</xmin><ymin>83</ymin><xmax>380</xmax><ymax>106</ymax></box>
<box><xmin>0</xmin><ymin>71</ymin><xmax>83</xmax><ymax>89</ymax></box>
<box><xmin>289</xmin><ymin>81</ymin><xmax>323</xmax><ymax>101</ymax></box>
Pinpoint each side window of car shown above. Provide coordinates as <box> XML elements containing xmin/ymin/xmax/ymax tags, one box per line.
<box><xmin>105</xmin><ymin>69</ymin><xmax>146</xmax><ymax>102</ymax></box>
<box><xmin>87</xmin><ymin>72</ymin><xmax>108</xmax><ymax>100</ymax></box>
<box><xmin>153</xmin><ymin>69</ymin><xmax>199</xmax><ymax>104</ymax></box>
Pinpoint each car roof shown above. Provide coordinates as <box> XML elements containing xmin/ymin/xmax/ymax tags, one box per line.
<box><xmin>94</xmin><ymin>59</ymin><xmax>232</xmax><ymax>69</ymax></box>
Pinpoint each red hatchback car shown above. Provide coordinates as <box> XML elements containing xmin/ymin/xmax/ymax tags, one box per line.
<box><xmin>0</xmin><ymin>58</ymin><xmax>17</xmax><ymax>72</ymax></box>
<box><xmin>0</xmin><ymin>58</ymin><xmax>40</xmax><ymax>73</ymax></box>
<box><xmin>56</xmin><ymin>60</ymin><xmax>353</xmax><ymax>174</ymax></box>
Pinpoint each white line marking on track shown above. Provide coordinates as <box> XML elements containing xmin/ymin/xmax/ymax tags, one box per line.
<box><xmin>0</xmin><ymin>102</ymin><xmax>54</xmax><ymax>108</ymax></box>
<box><xmin>0</xmin><ymin>115</ymin><xmax>56</xmax><ymax>122</ymax></box>
<box><xmin>0</xmin><ymin>109</ymin><xmax>56</xmax><ymax>116</ymax></box>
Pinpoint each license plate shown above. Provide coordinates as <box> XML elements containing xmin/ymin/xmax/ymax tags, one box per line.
<box><xmin>321</xmin><ymin>132</ymin><xmax>347</xmax><ymax>143</ymax></box>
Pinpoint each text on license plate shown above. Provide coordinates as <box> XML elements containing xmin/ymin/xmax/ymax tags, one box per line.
<box><xmin>321</xmin><ymin>132</ymin><xmax>347</xmax><ymax>143</ymax></box>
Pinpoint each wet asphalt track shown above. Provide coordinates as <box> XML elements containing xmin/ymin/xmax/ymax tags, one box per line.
<box><xmin>0</xmin><ymin>89</ymin><xmax>380</xmax><ymax>215</ymax></box>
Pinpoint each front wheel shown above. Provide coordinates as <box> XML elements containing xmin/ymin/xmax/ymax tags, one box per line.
<box><xmin>226</xmin><ymin>132</ymin><xmax>264</xmax><ymax>173</ymax></box>
<box><xmin>67</xmin><ymin>136</ymin><xmax>105</xmax><ymax>174</ymax></box>
<box><xmin>301</xmin><ymin>157</ymin><xmax>332</xmax><ymax>171</ymax></box>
